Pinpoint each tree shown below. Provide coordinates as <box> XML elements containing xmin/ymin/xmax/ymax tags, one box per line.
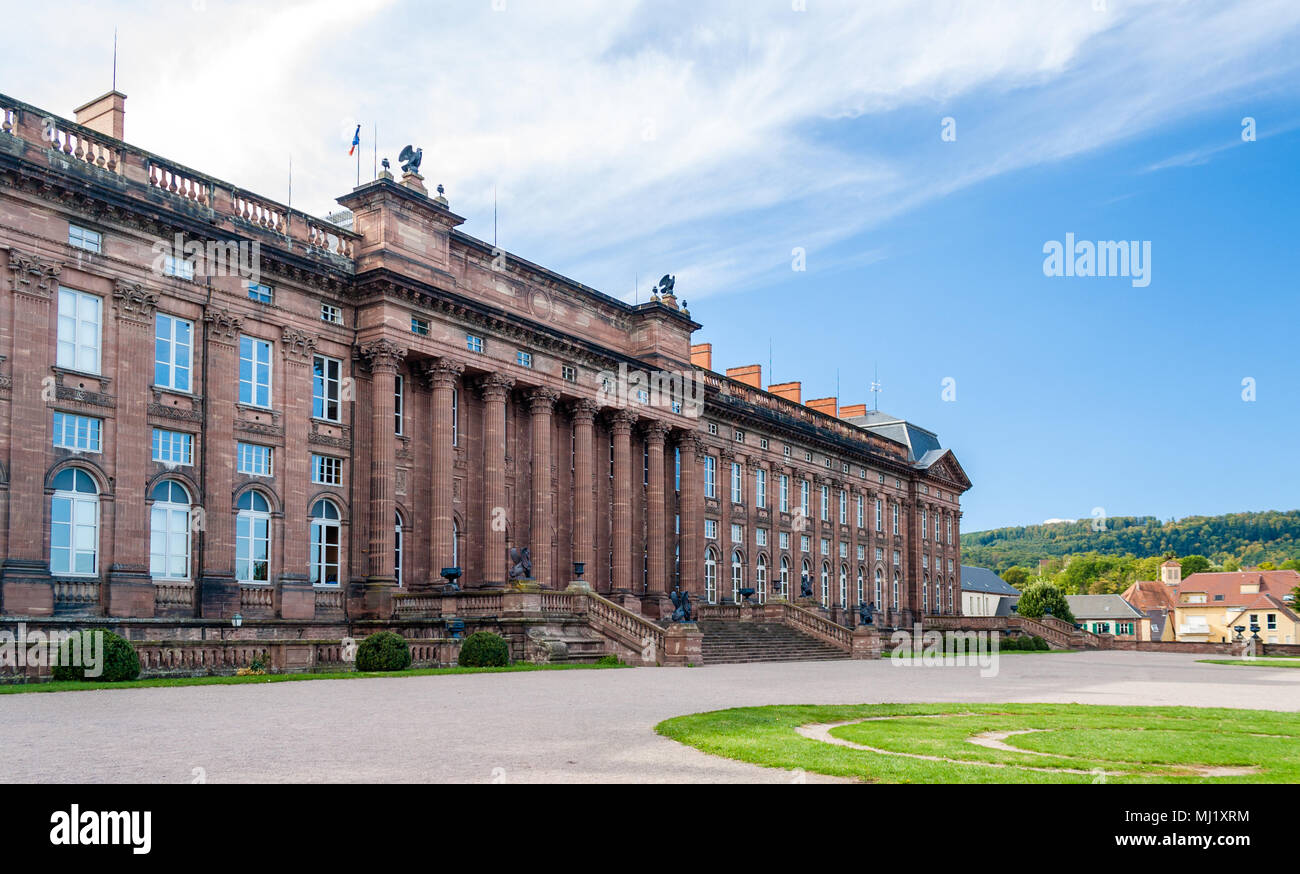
<box><xmin>1016</xmin><ymin>581</ymin><xmax>1076</xmax><ymax>624</ymax></box>
<box><xmin>1178</xmin><ymin>555</ymin><xmax>1211</xmax><ymax>577</ymax></box>
<box><xmin>1001</xmin><ymin>566</ymin><xmax>1030</xmax><ymax>589</ymax></box>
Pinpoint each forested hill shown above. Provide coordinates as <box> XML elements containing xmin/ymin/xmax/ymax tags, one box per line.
<box><xmin>962</xmin><ymin>511</ymin><xmax>1300</xmax><ymax>574</ymax></box>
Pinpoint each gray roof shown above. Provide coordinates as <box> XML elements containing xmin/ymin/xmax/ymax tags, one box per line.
<box><xmin>961</xmin><ymin>565</ymin><xmax>1021</xmax><ymax>596</ymax></box>
<box><xmin>994</xmin><ymin>597</ymin><xmax>1020</xmax><ymax>617</ymax></box>
<box><xmin>1065</xmin><ymin>595</ymin><xmax>1145</xmax><ymax>621</ymax></box>
<box><xmin>844</xmin><ymin>410</ymin><xmax>942</xmax><ymax>463</ymax></box>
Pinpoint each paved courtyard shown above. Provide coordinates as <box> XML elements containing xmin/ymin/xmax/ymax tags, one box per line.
<box><xmin>1</xmin><ymin>652</ymin><xmax>1297</xmax><ymax>783</ymax></box>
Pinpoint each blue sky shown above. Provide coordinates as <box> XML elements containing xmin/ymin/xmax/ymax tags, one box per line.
<box><xmin>4</xmin><ymin>0</ymin><xmax>1298</xmax><ymax>530</ymax></box>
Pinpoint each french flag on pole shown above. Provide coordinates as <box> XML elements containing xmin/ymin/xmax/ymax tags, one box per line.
<box><xmin>348</xmin><ymin>124</ymin><xmax>360</xmax><ymax>156</ymax></box>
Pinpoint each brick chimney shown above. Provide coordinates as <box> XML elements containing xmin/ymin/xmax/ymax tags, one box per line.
<box><xmin>690</xmin><ymin>343</ymin><xmax>713</xmax><ymax>370</ymax></box>
<box><xmin>725</xmin><ymin>364</ymin><xmax>762</xmax><ymax>389</ymax></box>
<box><xmin>74</xmin><ymin>91</ymin><xmax>127</xmax><ymax>141</ymax></box>
<box><xmin>807</xmin><ymin>396</ymin><xmax>838</xmax><ymax>417</ymax></box>
<box><xmin>769</xmin><ymin>381</ymin><xmax>801</xmax><ymax>403</ymax></box>
<box><xmin>840</xmin><ymin>403</ymin><xmax>868</xmax><ymax>418</ymax></box>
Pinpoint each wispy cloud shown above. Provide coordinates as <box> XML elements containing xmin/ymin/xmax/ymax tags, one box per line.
<box><xmin>4</xmin><ymin>0</ymin><xmax>1299</xmax><ymax>301</ymax></box>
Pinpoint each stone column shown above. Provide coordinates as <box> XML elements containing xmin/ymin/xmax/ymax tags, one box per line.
<box><xmin>359</xmin><ymin>339</ymin><xmax>405</xmax><ymax>616</ymax></box>
<box><xmin>569</xmin><ymin>400</ymin><xmax>598</xmax><ymax>583</ymax></box>
<box><xmin>421</xmin><ymin>357</ymin><xmax>463</xmax><ymax>582</ymax></box>
<box><xmin>608</xmin><ymin>409</ymin><xmax>636</xmax><ymax>594</ymax></box>
<box><xmin>642</xmin><ymin>419</ymin><xmax>671</xmax><ymax>615</ymax></box>
<box><xmin>476</xmin><ymin>372</ymin><xmax>514</xmax><ymax>584</ymax></box>
<box><xmin>676</xmin><ymin>432</ymin><xmax>702</xmax><ymax>597</ymax></box>
<box><xmin>199</xmin><ymin>307</ymin><xmax>244</xmax><ymax>619</ymax></box>
<box><xmin>527</xmin><ymin>387</ymin><xmax>560</xmax><ymax>587</ymax></box>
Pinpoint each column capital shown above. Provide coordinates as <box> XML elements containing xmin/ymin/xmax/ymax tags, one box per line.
<box><xmin>112</xmin><ymin>279</ymin><xmax>159</xmax><ymax>320</ymax></box>
<box><xmin>640</xmin><ymin>419</ymin><xmax>671</xmax><ymax>444</ymax></box>
<box><xmin>203</xmin><ymin>306</ymin><xmax>243</xmax><ymax>342</ymax></box>
<box><xmin>474</xmin><ymin>371</ymin><xmax>515</xmax><ymax>402</ymax></box>
<box><xmin>417</xmin><ymin>356</ymin><xmax>464</xmax><ymax>390</ymax></box>
<box><xmin>7</xmin><ymin>248</ymin><xmax>62</xmax><ymax>298</ymax></box>
<box><xmin>280</xmin><ymin>326</ymin><xmax>318</xmax><ymax>361</ymax></box>
<box><xmin>526</xmin><ymin>386</ymin><xmax>561</xmax><ymax>414</ymax></box>
<box><xmin>357</xmin><ymin>338</ymin><xmax>407</xmax><ymax>373</ymax></box>
<box><xmin>607</xmin><ymin>408</ymin><xmax>637</xmax><ymax>434</ymax></box>
<box><xmin>569</xmin><ymin>398</ymin><xmax>600</xmax><ymax>424</ymax></box>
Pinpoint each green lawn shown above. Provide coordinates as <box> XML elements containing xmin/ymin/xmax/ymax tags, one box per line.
<box><xmin>1198</xmin><ymin>658</ymin><xmax>1300</xmax><ymax>669</ymax></box>
<box><xmin>655</xmin><ymin>702</ymin><xmax>1300</xmax><ymax>783</ymax></box>
<box><xmin>0</xmin><ymin>661</ymin><xmax>626</xmax><ymax>695</ymax></box>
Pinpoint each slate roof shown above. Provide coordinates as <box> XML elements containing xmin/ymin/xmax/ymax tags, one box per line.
<box><xmin>961</xmin><ymin>565</ymin><xmax>1021</xmax><ymax>596</ymax></box>
<box><xmin>844</xmin><ymin>410</ymin><xmax>942</xmax><ymax>463</ymax></box>
<box><xmin>1065</xmin><ymin>595</ymin><xmax>1145</xmax><ymax>621</ymax></box>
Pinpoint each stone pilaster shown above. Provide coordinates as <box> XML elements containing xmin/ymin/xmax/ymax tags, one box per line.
<box><xmin>476</xmin><ymin>372</ymin><xmax>514</xmax><ymax>585</ymax></box>
<box><xmin>642</xmin><ymin>419</ymin><xmax>670</xmax><ymax>614</ymax></box>
<box><xmin>608</xmin><ymin>409</ymin><xmax>636</xmax><ymax>593</ymax></box>
<box><xmin>199</xmin><ymin>306</ymin><xmax>243</xmax><ymax>619</ymax></box>
<box><xmin>358</xmin><ymin>339</ymin><xmax>405</xmax><ymax>615</ymax></box>
<box><xmin>527</xmin><ymin>387</ymin><xmax>560</xmax><ymax>587</ymax></box>
<box><xmin>569</xmin><ymin>400</ymin><xmax>598</xmax><ymax>582</ymax></box>
<box><xmin>420</xmin><ymin>357</ymin><xmax>463</xmax><ymax>583</ymax></box>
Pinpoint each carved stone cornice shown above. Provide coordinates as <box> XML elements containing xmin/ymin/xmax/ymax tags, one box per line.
<box><xmin>280</xmin><ymin>327</ymin><xmax>318</xmax><ymax>361</ymax></box>
<box><xmin>111</xmin><ymin>280</ymin><xmax>159</xmax><ymax>320</ymax></box>
<box><xmin>204</xmin><ymin>307</ymin><xmax>242</xmax><ymax>341</ymax></box>
<box><xmin>416</xmin><ymin>356</ymin><xmax>464</xmax><ymax>391</ymax></box>
<box><xmin>474</xmin><ymin>372</ymin><xmax>515</xmax><ymax>402</ymax></box>
<box><xmin>5</xmin><ymin>248</ymin><xmax>61</xmax><ymax>299</ymax></box>
<box><xmin>525</xmin><ymin>386</ymin><xmax>561</xmax><ymax>415</ymax></box>
<box><xmin>356</xmin><ymin>338</ymin><xmax>407</xmax><ymax>373</ymax></box>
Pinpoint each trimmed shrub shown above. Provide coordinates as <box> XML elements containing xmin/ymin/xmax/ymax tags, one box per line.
<box><xmin>1015</xmin><ymin>581</ymin><xmax>1076</xmax><ymax>624</ymax></box>
<box><xmin>595</xmin><ymin>654</ymin><xmax>621</xmax><ymax>666</ymax></box>
<box><xmin>458</xmin><ymin>631</ymin><xmax>510</xmax><ymax>668</ymax></box>
<box><xmin>51</xmin><ymin>630</ymin><xmax>140</xmax><ymax>682</ymax></box>
<box><xmin>1001</xmin><ymin>634</ymin><xmax>1022</xmax><ymax>651</ymax></box>
<box><xmin>356</xmin><ymin>631</ymin><xmax>412</xmax><ymax>672</ymax></box>
<box><xmin>1032</xmin><ymin>635</ymin><xmax>1050</xmax><ymax>651</ymax></box>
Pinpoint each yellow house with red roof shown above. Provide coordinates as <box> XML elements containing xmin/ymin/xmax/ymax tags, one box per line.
<box><xmin>1168</xmin><ymin>570</ymin><xmax>1299</xmax><ymax>644</ymax></box>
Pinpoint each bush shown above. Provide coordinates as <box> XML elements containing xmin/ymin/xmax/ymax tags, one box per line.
<box><xmin>595</xmin><ymin>654</ymin><xmax>621</xmax><ymax>666</ymax></box>
<box><xmin>458</xmin><ymin>631</ymin><xmax>510</xmax><ymax>668</ymax></box>
<box><xmin>1032</xmin><ymin>636</ymin><xmax>1050</xmax><ymax>651</ymax></box>
<box><xmin>1001</xmin><ymin>634</ymin><xmax>1023</xmax><ymax>651</ymax></box>
<box><xmin>356</xmin><ymin>631</ymin><xmax>412</xmax><ymax>672</ymax></box>
<box><xmin>51</xmin><ymin>630</ymin><xmax>140</xmax><ymax>682</ymax></box>
<box><xmin>1015</xmin><ymin>581</ymin><xmax>1076</xmax><ymax>624</ymax></box>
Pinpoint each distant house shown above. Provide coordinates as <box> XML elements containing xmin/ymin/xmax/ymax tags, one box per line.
<box><xmin>1120</xmin><ymin>579</ymin><xmax>1177</xmax><ymax>641</ymax></box>
<box><xmin>961</xmin><ymin>565</ymin><xmax>1020</xmax><ymax>617</ymax></box>
<box><xmin>1172</xmin><ymin>570</ymin><xmax>1300</xmax><ymax>644</ymax></box>
<box><xmin>1065</xmin><ymin>595</ymin><xmax>1148</xmax><ymax>640</ymax></box>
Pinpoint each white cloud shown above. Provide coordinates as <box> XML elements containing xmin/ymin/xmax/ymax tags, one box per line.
<box><xmin>3</xmin><ymin>0</ymin><xmax>1298</xmax><ymax>300</ymax></box>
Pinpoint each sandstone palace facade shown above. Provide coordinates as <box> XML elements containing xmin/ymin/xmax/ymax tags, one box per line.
<box><xmin>0</xmin><ymin>91</ymin><xmax>970</xmax><ymax>628</ymax></box>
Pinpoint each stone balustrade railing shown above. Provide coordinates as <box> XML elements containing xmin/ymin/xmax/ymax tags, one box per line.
<box><xmin>314</xmin><ymin>588</ymin><xmax>344</xmax><ymax>612</ymax></box>
<box><xmin>0</xmin><ymin>93</ymin><xmax>360</xmax><ymax>264</ymax></box>
<box><xmin>52</xmin><ymin>580</ymin><xmax>98</xmax><ymax>608</ymax></box>
<box><xmin>582</xmin><ymin>592</ymin><xmax>665</xmax><ymax>659</ymax></box>
<box><xmin>774</xmin><ymin>601</ymin><xmax>854</xmax><ymax>650</ymax></box>
<box><xmin>239</xmin><ymin>585</ymin><xmax>273</xmax><ymax>610</ymax></box>
<box><xmin>154</xmin><ymin>583</ymin><xmax>194</xmax><ymax>609</ymax></box>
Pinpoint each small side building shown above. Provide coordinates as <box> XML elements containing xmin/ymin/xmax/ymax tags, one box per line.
<box><xmin>1065</xmin><ymin>595</ymin><xmax>1148</xmax><ymax>640</ymax></box>
<box><xmin>961</xmin><ymin>565</ymin><xmax>1020</xmax><ymax>617</ymax></box>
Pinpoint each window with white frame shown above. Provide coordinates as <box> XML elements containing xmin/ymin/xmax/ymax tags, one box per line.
<box><xmin>149</xmin><ymin>480</ymin><xmax>191</xmax><ymax>580</ymax></box>
<box><xmin>394</xmin><ymin>511</ymin><xmax>404</xmax><ymax>587</ymax></box>
<box><xmin>154</xmin><ymin>313</ymin><xmax>193</xmax><ymax>392</ymax></box>
<box><xmin>839</xmin><ymin>564</ymin><xmax>848</xmax><ymax>606</ymax></box>
<box><xmin>892</xmin><ymin>503</ymin><xmax>899</xmax><ymax>534</ymax></box>
<box><xmin>730</xmin><ymin>462</ymin><xmax>742</xmax><ymax>503</ymax></box>
<box><xmin>820</xmin><ymin>562</ymin><xmax>830</xmax><ymax>607</ymax></box>
<box><xmin>801</xmin><ymin>480</ymin><xmax>810</xmax><ymax>515</ymax></box>
<box><xmin>731</xmin><ymin>523</ymin><xmax>743</xmax><ymax>544</ymax></box>
<box><xmin>839</xmin><ymin>541</ymin><xmax>848</xmax><ymax>558</ymax></box>
<box><xmin>312</xmin><ymin>355</ymin><xmax>342</xmax><ymax>422</ymax></box>
<box><xmin>704</xmin><ymin>548</ymin><xmax>718</xmax><ymax>604</ymax></box>
<box><xmin>839</xmin><ymin>489</ymin><xmax>847</xmax><ymax>524</ymax></box>
<box><xmin>820</xmin><ymin>538</ymin><xmax>830</xmax><ymax>556</ymax></box>
<box><xmin>411</xmin><ymin>317</ymin><xmax>430</xmax><ymax>336</ymax></box>
<box><xmin>704</xmin><ymin>519</ymin><xmax>718</xmax><ymax>540</ymax></box>
<box><xmin>820</xmin><ymin>484</ymin><xmax>829</xmax><ymax>521</ymax></box>
<box><xmin>756</xmin><ymin>528</ymin><xmax>768</xmax><ymax>547</ymax></box>
<box><xmin>247</xmin><ymin>282</ymin><xmax>273</xmax><ymax>304</ymax></box>
<box><xmin>704</xmin><ymin>456</ymin><xmax>716</xmax><ymax>498</ymax></box>
<box><xmin>68</xmin><ymin>224</ymin><xmax>102</xmax><ymax>253</ymax></box>
<box><xmin>56</xmin><ymin>288</ymin><xmax>102</xmax><ymax>374</ymax></box>
<box><xmin>731</xmin><ymin>550</ymin><xmax>744</xmax><ymax>602</ymax></box>
<box><xmin>857</xmin><ymin>544</ymin><xmax>865</xmax><ymax>561</ymax></box>
<box><xmin>50</xmin><ymin>468</ymin><xmax>98</xmax><ymax>576</ymax></box>
<box><xmin>779</xmin><ymin>531</ymin><xmax>790</xmax><ymax>550</ymax></box>
<box><xmin>151</xmin><ymin>428</ymin><xmax>192</xmax><ymax>465</ymax></box>
<box><xmin>779</xmin><ymin>474</ymin><xmax>789</xmax><ymax>512</ymax></box>
<box><xmin>238</xmin><ymin>336</ymin><xmax>272</xmax><ymax>407</ymax></box>
<box><xmin>922</xmin><ymin>510</ymin><xmax>928</xmax><ymax>540</ymax></box>
<box><xmin>561</xmin><ymin>364</ymin><xmax>576</xmax><ymax>382</ymax></box>
<box><xmin>893</xmin><ymin>549</ymin><xmax>900</xmax><ymax>566</ymax></box>
<box><xmin>321</xmin><ymin>303</ymin><xmax>343</xmax><ymax>325</ymax></box>
<box><xmin>466</xmin><ymin>333</ymin><xmax>484</xmax><ymax>353</ymax></box>
<box><xmin>163</xmin><ymin>254</ymin><xmax>194</xmax><ymax>280</ymax></box>
<box><xmin>309</xmin><ymin>498</ymin><xmax>342</xmax><ymax>585</ymax></box>
<box><xmin>755</xmin><ymin>467</ymin><xmax>767</xmax><ymax>508</ymax></box>
<box><xmin>801</xmin><ymin>534</ymin><xmax>810</xmax><ymax>553</ymax></box>
<box><xmin>312</xmin><ymin>454</ymin><xmax>343</xmax><ymax>486</ymax></box>
<box><xmin>236</xmin><ymin>442</ymin><xmax>273</xmax><ymax>477</ymax></box>
<box><xmin>856</xmin><ymin>495</ymin><xmax>864</xmax><ymax>528</ymax></box>
<box><xmin>235</xmin><ymin>491</ymin><xmax>271</xmax><ymax>583</ymax></box>
<box><xmin>52</xmin><ymin>412</ymin><xmax>101</xmax><ymax>452</ymax></box>
<box><xmin>875</xmin><ymin>498</ymin><xmax>883</xmax><ymax>531</ymax></box>
<box><xmin>451</xmin><ymin>387</ymin><xmax>459</xmax><ymax>446</ymax></box>
<box><xmin>516</xmin><ymin>350</ymin><xmax>532</xmax><ymax>368</ymax></box>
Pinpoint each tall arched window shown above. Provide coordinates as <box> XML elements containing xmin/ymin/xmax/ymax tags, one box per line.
<box><xmin>820</xmin><ymin>561</ymin><xmax>830</xmax><ymax>608</ymax></box>
<box><xmin>923</xmin><ymin>578</ymin><xmax>929</xmax><ymax>613</ymax></box>
<box><xmin>452</xmin><ymin>518</ymin><xmax>460</xmax><ymax>569</ymax></box>
<box><xmin>856</xmin><ymin>566</ymin><xmax>864</xmax><ymax>605</ymax></box>
<box><xmin>394</xmin><ymin>510</ymin><xmax>404</xmax><ymax>587</ymax></box>
<box><xmin>779</xmin><ymin>555</ymin><xmax>790</xmax><ymax>599</ymax></box>
<box><xmin>704</xmin><ymin>547</ymin><xmax>718</xmax><ymax>604</ymax></box>
<box><xmin>892</xmin><ymin>571</ymin><xmax>900</xmax><ymax>609</ymax></box>
<box><xmin>731</xmin><ymin>549</ymin><xmax>744</xmax><ymax>603</ymax></box>
<box><xmin>236</xmin><ymin>491</ymin><xmax>271</xmax><ymax>583</ymax></box>
<box><xmin>309</xmin><ymin>498</ymin><xmax>341</xmax><ymax>585</ymax></box>
<box><xmin>756</xmin><ymin>554</ymin><xmax>768</xmax><ymax>603</ymax></box>
<box><xmin>874</xmin><ymin>567</ymin><xmax>883</xmax><ymax>609</ymax></box>
<box><xmin>50</xmin><ymin>468</ymin><xmax>98</xmax><ymax>576</ymax></box>
<box><xmin>801</xmin><ymin>557</ymin><xmax>811</xmax><ymax>596</ymax></box>
<box><xmin>149</xmin><ymin>480</ymin><xmax>191</xmax><ymax>580</ymax></box>
<box><xmin>949</xmin><ymin>578</ymin><xmax>955</xmax><ymax>614</ymax></box>
<box><xmin>838</xmin><ymin>564</ymin><xmax>848</xmax><ymax>607</ymax></box>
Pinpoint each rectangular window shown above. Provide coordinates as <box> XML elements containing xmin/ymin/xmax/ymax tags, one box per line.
<box><xmin>68</xmin><ymin>224</ymin><xmax>102</xmax><ymax>254</ymax></box>
<box><xmin>321</xmin><ymin>303</ymin><xmax>343</xmax><ymax>325</ymax></box>
<box><xmin>466</xmin><ymin>334</ymin><xmax>484</xmax><ymax>353</ymax></box>
<box><xmin>238</xmin><ymin>336</ymin><xmax>272</xmax><ymax>407</ymax></box>
<box><xmin>394</xmin><ymin>374</ymin><xmax>404</xmax><ymax>435</ymax></box>
<box><xmin>755</xmin><ymin>468</ymin><xmax>767</xmax><ymax>508</ymax></box>
<box><xmin>893</xmin><ymin>550</ymin><xmax>900</xmax><ymax>566</ymax></box>
<box><xmin>411</xmin><ymin>317</ymin><xmax>430</xmax><ymax>336</ymax></box>
<box><xmin>451</xmin><ymin>387</ymin><xmax>459</xmax><ymax>447</ymax></box>
<box><xmin>151</xmin><ymin>428</ymin><xmax>192</xmax><ymax>465</ymax></box>
<box><xmin>154</xmin><ymin>313</ymin><xmax>193</xmax><ymax>392</ymax></box>
<box><xmin>237</xmin><ymin>442</ymin><xmax>273</xmax><ymax>477</ymax></box>
<box><xmin>247</xmin><ymin>282</ymin><xmax>273</xmax><ymax>304</ymax></box>
<box><xmin>516</xmin><ymin>350</ymin><xmax>532</xmax><ymax>368</ymax></box>
<box><xmin>801</xmin><ymin>480</ymin><xmax>810</xmax><ymax>515</ymax></box>
<box><xmin>759</xmin><ymin>438</ymin><xmax>769</xmax><ymax>450</ymax></box>
<box><xmin>56</xmin><ymin>288</ymin><xmax>102</xmax><ymax>374</ymax></box>
<box><xmin>311</xmin><ymin>454</ymin><xmax>343</xmax><ymax>486</ymax></box>
<box><xmin>922</xmin><ymin>511</ymin><xmax>928</xmax><ymax>540</ymax></box>
<box><xmin>801</xmin><ymin>535</ymin><xmax>810</xmax><ymax>553</ymax></box>
<box><xmin>164</xmin><ymin>254</ymin><xmax>195</xmax><ymax>280</ymax></box>
<box><xmin>704</xmin><ymin>519</ymin><xmax>718</xmax><ymax>540</ymax></box>
<box><xmin>731</xmin><ymin>523</ymin><xmax>743</xmax><ymax>544</ymax></box>
<box><xmin>561</xmin><ymin>364</ymin><xmax>576</xmax><ymax>382</ymax></box>
<box><xmin>839</xmin><ymin>489</ymin><xmax>847</xmax><ymax>524</ymax></box>
<box><xmin>875</xmin><ymin>498</ymin><xmax>883</xmax><ymax>531</ymax></box>
<box><xmin>820</xmin><ymin>485</ymin><xmax>829</xmax><ymax>521</ymax></box>
<box><xmin>820</xmin><ymin>538</ymin><xmax>830</xmax><ymax>556</ymax></box>
<box><xmin>857</xmin><ymin>545</ymin><xmax>866</xmax><ymax>561</ymax></box>
<box><xmin>730</xmin><ymin>462</ymin><xmax>742</xmax><ymax>503</ymax></box>
<box><xmin>856</xmin><ymin>495</ymin><xmax>864</xmax><ymax>527</ymax></box>
<box><xmin>704</xmin><ymin>456</ymin><xmax>716</xmax><ymax>499</ymax></box>
<box><xmin>756</xmin><ymin>528</ymin><xmax>768</xmax><ymax>547</ymax></box>
<box><xmin>52</xmin><ymin>412</ymin><xmax>101</xmax><ymax>452</ymax></box>
<box><xmin>674</xmin><ymin>446</ymin><xmax>681</xmax><ymax>492</ymax></box>
<box><xmin>892</xmin><ymin>504</ymin><xmax>900</xmax><ymax>535</ymax></box>
<box><xmin>734</xmin><ymin>430</ymin><xmax>745</xmax><ymax>443</ymax></box>
<box><xmin>312</xmin><ymin>355</ymin><xmax>342</xmax><ymax>421</ymax></box>
<box><xmin>779</xmin><ymin>531</ymin><xmax>790</xmax><ymax>550</ymax></box>
<box><xmin>839</xmin><ymin>541</ymin><xmax>848</xmax><ymax>559</ymax></box>
<box><xmin>779</xmin><ymin>474</ymin><xmax>789</xmax><ymax>512</ymax></box>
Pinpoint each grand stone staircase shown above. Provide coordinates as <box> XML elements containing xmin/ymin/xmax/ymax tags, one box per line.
<box><xmin>696</xmin><ymin>619</ymin><xmax>851</xmax><ymax>664</ymax></box>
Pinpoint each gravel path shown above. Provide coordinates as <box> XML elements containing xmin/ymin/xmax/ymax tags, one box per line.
<box><xmin>1</xmin><ymin>652</ymin><xmax>1295</xmax><ymax>783</ymax></box>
